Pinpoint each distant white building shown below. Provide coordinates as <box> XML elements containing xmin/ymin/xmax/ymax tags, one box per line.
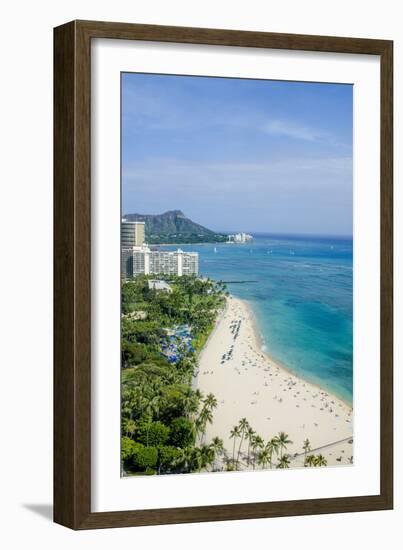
<box><xmin>148</xmin><ymin>280</ymin><xmax>173</xmax><ymax>293</ymax></box>
<box><xmin>227</xmin><ymin>232</ymin><xmax>253</xmax><ymax>243</ymax></box>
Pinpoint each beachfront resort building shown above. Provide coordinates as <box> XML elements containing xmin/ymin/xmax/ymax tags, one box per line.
<box><xmin>126</xmin><ymin>247</ymin><xmax>199</xmax><ymax>277</ymax></box>
<box><xmin>121</xmin><ymin>220</ymin><xmax>199</xmax><ymax>278</ymax></box>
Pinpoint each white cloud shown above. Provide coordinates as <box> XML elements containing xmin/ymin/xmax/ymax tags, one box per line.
<box><xmin>263</xmin><ymin>119</ymin><xmax>324</xmax><ymax>141</ymax></box>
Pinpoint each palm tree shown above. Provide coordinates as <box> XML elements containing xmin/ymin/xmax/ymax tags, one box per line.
<box><xmin>276</xmin><ymin>454</ymin><xmax>291</xmax><ymax>469</ymax></box>
<box><xmin>142</xmin><ymin>391</ymin><xmax>160</xmax><ymax>421</ymax></box>
<box><xmin>245</xmin><ymin>426</ymin><xmax>255</xmax><ymax>465</ymax></box>
<box><xmin>121</xmin><ymin>388</ymin><xmax>138</xmax><ymax>419</ymax></box>
<box><xmin>204</xmin><ymin>393</ymin><xmax>218</xmax><ymax>412</ymax></box>
<box><xmin>195</xmin><ymin>413</ymin><xmax>206</xmax><ymax>444</ymax></box>
<box><xmin>224</xmin><ymin>457</ymin><xmax>237</xmax><ymax>471</ymax></box>
<box><xmin>195</xmin><ymin>393</ymin><xmax>217</xmax><ymax>444</ymax></box>
<box><xmin>194</xmin><ymin>416</ymin><xmax>203</xmax><ymax>442</ymax></box>
<box><xmin>314</xmin><ymin>454</ymin><xmax>327</xmax><ymax>467</ymax></box>
<box><xmin>200</xmin><ymin>444</ymin><xmax>215</xmax><ymax>472</ymax></box>
<box><xmin>302</xmin><ymin>438</ymin><xmax>311</xmax><ymax>461</ymax></box>
<box><xmin>266</xmin><ymin>437</ymin><xmax>280</xmax><ymax>469</ymax></box>
<box><xmin>250</xmin><ymin>435</ymin><xmax>264</xmax><ymax>470</ymax></box>
<box><xmin>210</xmin><ymin>436</ymin><xmax>224</xmax><ymax>471</ymax></box>
<box><xmin>194</xmin><ymin>388</ymin><xmax>203</xmax><ymax>401</ymax></box>
<box><xmin>197</xmin><ymin>406</ymin><xmax>213</xmax><ymax>444</ymax></box>
<box><xmin>180</xmin><ymin>446</ymin><xmax>194</xmax><ymax>473</ymax></box>
<box><xmin>230</xmin><ymin>426</ymin><xmax>241</xmax><ymax>464</ymax></box>
<box><xmin>190</xmin><ymin>447</ymin><xmax>203</xmax><ymax>473</ymax></box>
<box><xmin>122</xmin><ymin>418</ymin><xmax>136</xmax><ymax>438</ymax></box>
<box><xmin>236</xmin><ymin>417</ymin><xmax>250</xmax><ymax>467</ymax></box>
<box><xmin>192</xmin><ymin>389</ymin><xmax>203</xmax><ymax>416</ymax></box>
<box><xmin>257</xmin><ymin>447</ymin><xmax>270</xmax><ymax>470</ymax></box>
<box><xmin>277</xmin><ymin>431</ymin><xmax>293</xmax><ymax>458</ymax></box>
<box><xmin>304</xmin><ymin>454</ymin><xmax>317</xmax><ymax>467</ymax></box>
<box><xmin>181</xmin><ymin>387</ymin><xmax>201</xmax><ymax>419</ymax></box>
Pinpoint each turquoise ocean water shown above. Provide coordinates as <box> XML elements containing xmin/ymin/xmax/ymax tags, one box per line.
<box><xmin>165</xmin><ymin>234</ymin><xmax>353</xmax><ymax>404</ymax></box>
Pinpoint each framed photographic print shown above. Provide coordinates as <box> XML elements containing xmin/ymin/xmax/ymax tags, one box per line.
<box><xmin>54</xmin><ymin>20</ymin><xmax>393</xmax><ymax>529</ymax></box>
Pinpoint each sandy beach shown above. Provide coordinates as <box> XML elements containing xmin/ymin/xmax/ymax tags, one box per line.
<box><xmin>197</xmin><ymin>295</ymin><xmax>353</xmax><ymax>469</ymax></box>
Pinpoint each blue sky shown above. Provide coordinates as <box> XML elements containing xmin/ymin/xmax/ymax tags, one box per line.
<box><xmin>122</xmin><ymin>73</ymin><xmax>352</xmax><ymax>235</ymax></box>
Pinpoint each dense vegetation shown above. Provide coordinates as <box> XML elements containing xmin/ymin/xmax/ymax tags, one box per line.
<box><xmin>123</xmin><ymin>209</ymin><xmax>228</xmax><ymax>244</ymax></box>
<box><xmin>121</xmin><ymin>274</ymin><xmax>227</xmax><ymax>475</ymax></box>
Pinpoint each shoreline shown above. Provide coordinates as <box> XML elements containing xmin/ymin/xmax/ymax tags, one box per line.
<box><xmin>192</xmin><ymin>300</ymin><xmax>228</xmax><ymax>390</ymax></box>
<box><xmin>196</xmin><ymin>294</ymin><xmax>353</xmax><ymax>469</ymax></box>
<box><xmin>244</xmin><ymin>298</ymin><xmax>353</xmax><ymax>408</ymax></box>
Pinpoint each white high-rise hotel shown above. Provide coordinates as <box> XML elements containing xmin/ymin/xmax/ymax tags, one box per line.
<box><xmin>121</xmin><ymin>220</ymin><xmax>199</xmax><ymax>278</ymax></box>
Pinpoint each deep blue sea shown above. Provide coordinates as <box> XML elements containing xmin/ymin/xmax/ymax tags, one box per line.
<box><xmin>166</xmin><ymin>234</ymin><xmax>353</xmax><ymax>404</ymax></box>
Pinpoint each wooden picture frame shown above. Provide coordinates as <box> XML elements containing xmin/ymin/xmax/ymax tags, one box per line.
<box><xmin>54</xmin><ymin>20</ymin><xmax>393</xmax><ymax>530</ymax></box>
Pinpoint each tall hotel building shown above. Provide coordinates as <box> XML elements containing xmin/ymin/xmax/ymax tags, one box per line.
<box><xmin>121</xmin><ymin>220</ymin><xmax>198</xmax><ymax>278</ymax></box>
<box><xmin>121</xmin><ymin>220</ymin><xmax>145</xmax><ymax>247</ymax></box>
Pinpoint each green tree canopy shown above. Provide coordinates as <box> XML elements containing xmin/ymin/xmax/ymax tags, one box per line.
<box><xmin>137</xmin><ymin>420</ymin><xmax>170</xmax><ymax>447</ymax></box>
<box><xmin>132</xmin><ymin>443</ymin><xmax>158</xmax><ymax>470</ymax></box>
<box><xmin>157</xmin><ymin>445</ymin><xmax>182</xmax><ymax>474</ymax></box>
<box><xmin>169</xmin><ymin>416</ymin><xmax>195</xmax><ymax>448</ymax></box>
<box><xmin>121</xmin><ymin>436</ymin><xmax>136</xmax><ymax>462</ymax></box>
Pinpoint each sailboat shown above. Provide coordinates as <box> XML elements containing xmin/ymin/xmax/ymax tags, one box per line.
<box><xmin>214</xmin><ymin>247</ymin><xmax>217</xmax><ymax>253</ymax></box>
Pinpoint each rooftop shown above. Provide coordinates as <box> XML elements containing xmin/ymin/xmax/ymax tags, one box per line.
<box><xmin>148</xmin><ymin>280</ymin><xmax>173</xmax><ymax>292</ymax></box>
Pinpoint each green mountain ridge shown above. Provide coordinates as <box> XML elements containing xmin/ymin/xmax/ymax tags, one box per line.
<box><xmin>123</xmin><ymin>210</ymin><xmax>228</xmax><ymax>244</ymax></box>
